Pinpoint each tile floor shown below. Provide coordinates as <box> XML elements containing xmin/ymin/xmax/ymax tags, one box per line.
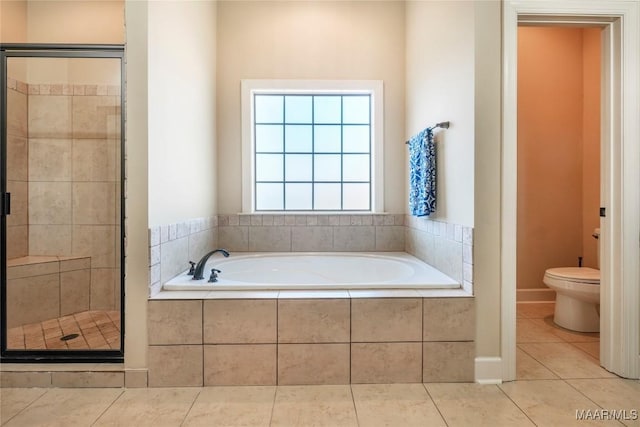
<box><xmin>6</xmin><ymin>311</ymin><xmax>121</xmax><ymax>350</ymax></box>
<box><xmin>1</xmin><ymin>302</ymin><xmax>639</xmax><ymax>426</ymax></box>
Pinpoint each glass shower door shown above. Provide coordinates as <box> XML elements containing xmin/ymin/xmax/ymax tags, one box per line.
<box><xmin>1</xmin><ymin>47</ymin><xmax>124</xmax><ymax>360</ymax></box>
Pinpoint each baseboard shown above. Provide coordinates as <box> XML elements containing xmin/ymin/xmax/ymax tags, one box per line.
<box><xmin>475</xmin><ymin>357</ymin><xmax>503</xmax><ymax>384</ymax></box>
<box><xmin>517</xmin><ymin>288</ymin><xmax>556</xmax><ymax>302</ymax></box>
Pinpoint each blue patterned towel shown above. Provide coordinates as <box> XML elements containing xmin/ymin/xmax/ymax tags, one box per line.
<box><xmin>408</xmin><ymin>128</ymin><xmax>436</xmax><ymax>216</ymax></box>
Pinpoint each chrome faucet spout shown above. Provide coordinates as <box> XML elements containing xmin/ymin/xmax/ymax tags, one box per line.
<box><xmin>192</xmin><ymin>249</ymin><xmax>230</xmax><ymax>280</ymax></box>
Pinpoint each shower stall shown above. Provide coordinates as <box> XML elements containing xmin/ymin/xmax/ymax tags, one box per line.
<box><xmin>1</xmin><ymin>45</ymin><xmax>124</xmax><ymax>362</ymax></box>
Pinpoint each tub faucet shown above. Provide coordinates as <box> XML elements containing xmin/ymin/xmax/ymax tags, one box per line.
<box><xmin>192</xmin><ymin>249</ymin><xmax>230</xmax><ymax>280</ymax></box>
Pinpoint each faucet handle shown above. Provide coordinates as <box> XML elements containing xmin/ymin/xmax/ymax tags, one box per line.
<box><xmin>208</xmin><ymin>268</ymin><xmax>222</xmax><ymax>283</ymax></box>
<box><xmin>188</xmin><ymin>261</ymin><xmax>196</xmax><ymax>275</ymax></box>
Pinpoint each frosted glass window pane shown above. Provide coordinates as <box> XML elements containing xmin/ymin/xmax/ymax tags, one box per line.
<box><xmin>343</xmin><ymin>154</ymin><xmax>369</xmax><ymax>181</ymax></box>
<box><xmin>255</xmin><ymin>125</ymin><xmax>283</xmax><ymax>152</ymax></box>
<box><xmin>343</xmin><ymin>183</ymin><xmax>370</xmax><ymax>210</ymax></box>
<box><xmin>314</xmin><ymin>183</ymin><xmax>341</xmax><ymax>210</ymax></box>
<box><xmin>255</xmin><ymin>95</ymin><xmax>283</xmax><ymax>123</ymax></box>
<box><xmin>343</xmin><ymin>125</ymin><xmax>370</xmax><ymax>152</ymax></box>
<box><xmin>314</xmin><ymin>96</ymin><xmax>341</xmax><ymax>123</ymax></box>
<box><xmin>256</xmin><ymin>183</ymin><xmax>283</xmax><ymax>210</ymax></box>
<box><xmin>314</xmin><ymin>154</ymin><xmax>341</xmax><ymax>181</ymax></box>
<box><xmin>343</xmin><ymin>96</ymin><xmax>370</xmax><ymax>124</ymax></box>
<box><xmin>285</xmin><ymin>183</ymin><xmax>312</xmax><ymax>210</ymax></box>
<box><xmin>285</xmin><ymin>154</ymin><xmax>312</xmax><ymax>181</ymax></box>
<box><xmin>285</xmin><ymin>125</ymin><xmax>312</xmax><ymax>152</ymax></box>
<box><xmin>256</xmin><ymin>154</ymin><xmax>283</xmax><ymax>181</ymax></box>
<box><xmin>314</xmin><ymin>125</ymin><xmax>341</xmax><ymax>152</ymax></box>
<box><xmin>285</xmin><ymin>96</ymin><xmax>312</xmax><ymax>123</ymax></box>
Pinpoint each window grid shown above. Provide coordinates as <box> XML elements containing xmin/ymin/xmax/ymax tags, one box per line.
<box><xmin>253</xmin><ymin>93</ymin><xmax>372</xmax><ymax>211</ymax></box>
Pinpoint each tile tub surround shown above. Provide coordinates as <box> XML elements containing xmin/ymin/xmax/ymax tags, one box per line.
<box><xmin>148</xmin><ymin>216</ymin><xmax>219</xmax><ymax>297</ymax></box>
<box><xmin>147</xmin><ymin>297</ymin><xmax>475</xmax><ymax>386</ymax></box>
<box><xmin>405</xmin><ymin>215</ymin><xmax>474</xmax><ymax>293</ymax></box>
<box><xmin>6</xmin><ymin>256</ymin><xmax>92</xmax><ymax>328</ymax></box>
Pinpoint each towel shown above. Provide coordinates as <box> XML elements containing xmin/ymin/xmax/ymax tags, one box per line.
<box><xmin>408</xmin><ymin>128</ymin><xmax>436</xmax><ymax>216</ymax></box>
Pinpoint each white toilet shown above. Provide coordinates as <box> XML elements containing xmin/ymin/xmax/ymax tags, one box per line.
<box><xmin>543</xmin><ymin>229</ymin><xmax>600</xmax><ymax>332</ymax></box>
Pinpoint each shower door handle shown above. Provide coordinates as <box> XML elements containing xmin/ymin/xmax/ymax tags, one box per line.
<box><xmin>2</xmin><ymin>193</ymin><xmax>10</xmax><ymax>216</ymax></box>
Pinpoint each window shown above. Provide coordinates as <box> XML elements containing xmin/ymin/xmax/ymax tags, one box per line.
<box><xmin>241</xmin><ymin>80</ymin><xmax>383</xmax><ymax>212</ymax></box>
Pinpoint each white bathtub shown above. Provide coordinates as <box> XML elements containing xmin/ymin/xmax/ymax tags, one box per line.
<box><xmin>163</xmin><ymin>252</ymin><xmax>459</xmax><ymax>291</ymax></box>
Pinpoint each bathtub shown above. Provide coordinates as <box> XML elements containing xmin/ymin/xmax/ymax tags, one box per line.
<box><xmin>163</xmin><ymin>252</ymin><xmax>459</xmax><ymax>291</ymax></box>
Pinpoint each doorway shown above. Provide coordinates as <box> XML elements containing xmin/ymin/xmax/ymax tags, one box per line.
<box><xmin>1</xmin><ymin>44</ymin><xmax>125</xmax><ymax>362</ymax></box>
<box><xmin>502</xmin><ymin>1</ymin><xmax>640</xmax><ymax>381</ymax></box>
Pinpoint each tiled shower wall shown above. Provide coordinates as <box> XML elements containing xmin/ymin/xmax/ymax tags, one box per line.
<box><xmin>6</xmin><ymin>77</ymin><xmax>122</xmax><ymax>310</ymax></box>
<box><xmin>6</xmin><ymin>81</ymin><xmax>29</xmax><ymax>258</ymax></box>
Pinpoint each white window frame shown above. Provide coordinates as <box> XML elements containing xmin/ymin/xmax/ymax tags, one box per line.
<box><xmin>241</xmin><ymin>79</ymin><xmax>384</xmax><ymax>213</ymax></box>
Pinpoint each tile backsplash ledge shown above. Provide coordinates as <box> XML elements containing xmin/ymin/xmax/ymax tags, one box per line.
<box><xmin>149</xmin><ymin>214</ymin><xmax>473</xmax><ymax>296</ymax></box>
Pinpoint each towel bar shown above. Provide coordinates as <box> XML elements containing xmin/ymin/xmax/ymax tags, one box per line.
<box><xmin>405</xmin><ymin>121</ymin><xmax>450</xmax><ymax>144</ymax></box>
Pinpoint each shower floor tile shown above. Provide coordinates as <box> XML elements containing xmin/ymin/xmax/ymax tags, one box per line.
<box><xmin>6</xmin><ymin>310</ymin><xmax>121</xmax><ymax>351</ymax></box>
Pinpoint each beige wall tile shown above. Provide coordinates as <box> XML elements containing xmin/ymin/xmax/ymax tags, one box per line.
<box><xmin>6</xmin><ymin>273</ymin><xmax>60</xmax><ymax>328</ymax></box>
<box><xmin>204</xmin><ymin>344</ymin><xmax>277</xmax><ymax>385</ymax></box>
<box><xmin>51</xmin><ymin>372</ymin><xmax>124</xmax><ymax>388</ymax></box>
<box><xmin>124</xmin><ymin>370</ymin><xmax>148</xmax><ymax>388</ymax></box>
<box><xmin>7</xmin><ymin>136</ymin><xmax>28</xmax><ymax>180</ymax></box>
<box><xmin>249</xmin><ymin>226</ymin><xmax>291</xmax><ymax>251</ymax></box>
<box><xmin>160</xmin><ymin>237</ymin><xmax>189</xmax><ymax>283</ymax></box>
<box><xmin>433</xmin><ymin>237</ymin><xmax>463</xmax><ymax>282</ymax></box>
<box><xmin>0</xmin><ymin>372</ymin><xmax>51</xmax><ymax>388</ymax></box>
<box><xmin>72</xmin><ymin>139</ymin><xmax>117</xmax><ymax>182</ymax></box>
<box><xmin>72</xmin><ymin>182</ymin><xmax>116</xmax><ymax>225</ymax></box>
<box><xmin>72</xmin><ymin>96</ymin><xmax>118</xmax><ymax>139</ymax></box>
<box><xmin>60</xmin><ymin>269</ymin><xmax>91</xmax><ymax>316</ymax></box>
<box><xmin>423</xmin><ymin>342</ymin><xmax>475</xmax><ymax>382</ymax></box>
<box><xmin>188</xmin><ymin>229</ymin><xmax>216</xmax><ymax>262</ymax></box>
<box><xmin>8</xmin><ymin>260</ymin><xmax>59</xmax><ymax>280</ymax></box>
<box><xmin>291</xmin><ymin>226</ymin><xmax>334</xmax><ymax>251</ymax></box>
<box><xmin>29</xmin><ymin>96</ymin><xmax>72</xmax><ymax>138</ymax></box>
<box><xmin>278</xmin><ymin>343</ymin><xmax>350</xmax><ymax>385</ymax></box>
<box><xmin>90</xmin><ymin>268</ymin><xmax>116</xmax><ymax>310</ymax></box>
<box><xmin>29</xmin><ymin>225</ymin><xmax>72</xmax><ymax>256</ymax></box>
<box><xmin>7</xmin><ymin>89</ymin><xmax>28</xmax><ymax>137</ymax></box>
<box><xmin>148</xmin><ymin>300</ymin><xmax>203</xmax><ymax>345</ymax></box>
<box><xmin>204</xmin><ymin>300</ymin><xmax>276</xmax><ymax>344</ymax></box>
<box><xmin>375</xmin><ymin>226</ymin><xmax>405</xmax><ymax>251</ymax></box>
<box><xmin>351</xmin><ymin>343</ymin><xmax>423</xmax><ymax>383</ymax></box>
<box><xmin>278</xmin><ymin>299</ymin><xmax>350</xmax><ymax>343</ymax></box>
<box><xmin>60</xmin><ymin>257</ymin><xmax>91</xmax><ymax>272</ymax></box>
<box><xmin>352</xmin><ymin>298</ymin><xmax>422</xmax><ymax>342</ymax></box>
<box><xmin>28</xmin><ymin>138</ymin><xmax>72</xmax><ymax>181</ymax></box>
<box><xmin>6</xmin><ymin>226</ymin><xmax>28</xmax><ymax>259</ymax></box>
<box><xmin>72</xmin><ymin>226</ymin><xmax>116</xmax><ymax>268</ymax></box>
<box><xmin>423</xmin><ymin>298</ymin><xmax>475</xmax><ymax>341</ymax></box>
<box><xmin>29</xmin><ymin>182</ymin><xmax>72</xmax><ymax>225</ymax></box>
<box><xmin>218</xmin><ymin>226</ymin><xmax>249</xmax><ymax>251</ymax></box>
<box><xmin>333</xmin><ymin>226</ymin><xmax>375</xmax><ymax>251</ymax></box>
<box><xmin>148</xmin><ymin>345</ymin><xmax>203</xmax><ymax>387</ymax></box>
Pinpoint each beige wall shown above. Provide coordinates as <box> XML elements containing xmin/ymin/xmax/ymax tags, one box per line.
<box><xmin>517</xmin><ymin>27</ymin><xmax>600</xmax><ymax>291</ymax></box>
<box><xmin>0</xmin><ymin>0</ymin><xmax>27</xmax><ymax>44</ymax></box>
<box><xmin>147</xmin><ymin>0</ymin><xmax>217</xmax><ymax>226</ymax></box>
<box><xmin>216</xmin><ymin>0</ymin><xmax>406</xmax><ymax>214</ymax></box>
<box><xmin>405</xmin><ymin>0</ymin><xmax>475</xmax><ymax>227</ymax></box>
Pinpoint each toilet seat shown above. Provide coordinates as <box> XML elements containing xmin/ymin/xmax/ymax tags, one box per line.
<box><xmin>544</xmin><ymin>267</ymin><xmax>599</xmax><ymax>284</ymax></box>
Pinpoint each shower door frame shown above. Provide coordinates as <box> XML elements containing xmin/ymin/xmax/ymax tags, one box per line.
<box><xmin>0</xmin><ymin>44</ymin><xmax>125</xmax><ymax>363</ymax></box>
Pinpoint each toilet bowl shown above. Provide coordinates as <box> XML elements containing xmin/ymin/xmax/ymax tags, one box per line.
<box><xmin>543</xmin><ymin>267</ymin><xmax>600</xmax><ymax>332</ymax></box>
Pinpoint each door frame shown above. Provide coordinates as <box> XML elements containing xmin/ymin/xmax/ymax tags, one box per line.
<box><xmin>502</xmin><ymin>1</ymin><xmax>640</xmax><ymax>380</ymax></box>
<box><xmin>0</xmin><ymin>44</ymin><xmax>126</xmax><ymax>362</ymax></box>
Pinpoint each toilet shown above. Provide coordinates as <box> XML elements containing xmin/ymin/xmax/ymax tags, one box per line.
<box><xmin>543</xmin><ymin>229</ymin><xmax>600</xmax><ymax>332</ymax></box>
